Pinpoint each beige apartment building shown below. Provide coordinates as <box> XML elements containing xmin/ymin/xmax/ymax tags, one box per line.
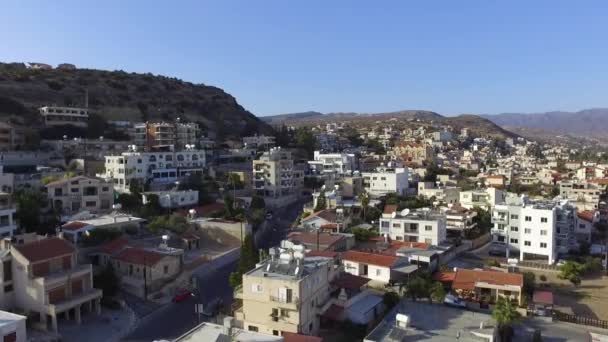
<box><xmin>391</xmin><ymin>142</ymin><xmax>435</xmax><ymax>164</ymax></box>
<box><xmin>253</xmin><ymin>148</ymin><xmax>301</xmax><ymax>199</ymax></box>
<box><xmin>45</xmin><ymin>176</ymin><xmax>114</xmax><ymax>215</ymax></box>
<box><xmin>133</xmin><ymin>121</ymin><xmax>199</xmax><ymax>151</ymax></box>
<box><xmin>0</xmin><ymin>236</ymin><xmax>102</xmax><ymax>332</ymax></box>
<box><xmin>39</xmin><ymin>106</ymin><xmax>89</xmax><ymax>127</ymax></box>
<box><xmin>234</xmin><ymin>245</ymin><xmax>338</xmax><ymax>337</ymax></box>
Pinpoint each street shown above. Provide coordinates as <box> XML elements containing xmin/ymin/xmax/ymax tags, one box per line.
<box><xmin>123</xmin><ymin>199</ymin><xmax>305</xmax><ymax>341</ymax></box>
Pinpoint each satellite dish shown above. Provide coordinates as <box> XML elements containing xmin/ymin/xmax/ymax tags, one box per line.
<box><xmin>391</xmin><ymin>212</ymin><xmax>397</xmax><ymax>218</ymax></box>
<box><xmin>400</xmin><ymin>209</ymin><xmax>410</xmax><ymax>217</ymax></box>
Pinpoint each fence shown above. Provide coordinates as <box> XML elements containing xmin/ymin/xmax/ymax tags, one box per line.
<box><xmin>553</xmin><ymin>310</ymin><xmax>608</xmax><ymax>329</ymax></box>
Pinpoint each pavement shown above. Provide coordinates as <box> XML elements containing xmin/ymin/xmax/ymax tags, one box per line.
<box><xmin>123</xmin><ymin>199</ymin><xmax>305</xmax><ymax>341</ymax></box>
<box><xmin>515</xmin><ymin>317</ymin><xmax>608</xmax><ymax>341</ymax></box>
<box><xmin>57</xmin><ymin>307</ymin><xmax>135</xmax><ymax>342</ymax></box>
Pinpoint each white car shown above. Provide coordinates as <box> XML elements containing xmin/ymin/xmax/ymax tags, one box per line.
<box><xmin>444</xmin><ymin>294</ymin><xmax>466</xmax><ymax>308</ymax></box>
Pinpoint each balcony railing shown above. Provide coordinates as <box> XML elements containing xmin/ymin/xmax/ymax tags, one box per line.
<box><xmin>34</xmin><ymin>264</ymin><xmax>92</xmax><ymax>289</ymax></box>
<box><xmin>269</xmin><ymin>295</ymin><xmax>300</xmax><ymax>309</ymax></box>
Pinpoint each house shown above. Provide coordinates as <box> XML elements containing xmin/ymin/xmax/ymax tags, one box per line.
<box><xmin>242</xmin><ymin>135</ymin><xmax>276</xmax><ymax>150</ymax></box>
<box><xmin>253</xmin><ymin>148</ymin><xmax>302</xmax><ymax>205</ymax></box>
<box><xmin>60</xmin><ymin>212</ymin><xmax>146</xmax><ymax>244</ymax></box>
<box><xmin>284</xmin><ymin>231</ymin><xmax>355</xmax><ymax>252</ymax></box>
<box><xmin>39</xmin><ymin>106</ymin><xmax>88</xmax><ymax>127</ymax></box>
<box><xmin>0</xmin><ymin>193</ymin><xmax>17</xmax><ymax>238</ymax></box>
<box><xmin>174</xmin><ymin>317</ymin><xmax>284</xmax><ymax>342</ymax></box>
<box><xmin>379</xmin><ymin>207</ymin><xmax>447</xmax><ymax>246</ymax></box>
<box><xmin>451</xmin><ymin>268</ymin><xmax>524</xmax><ymax>306</ymax></box>
<box><xmin>485</xmin><ymin>175</ymin><xmax>506</xmax><ymax>188</ymax></box>
<box><xmin>417</xmin><ymin>182</ymin><xmax>460</xmax><ymax>204</ymax></box>
<box><xmin>0</xmin><ymin>122</ymin><xmax>24</xmax><ymax>151</ymax></box>
<box><xmin>362</xmin><ymin>167</ymin><xmax>409</xmax><ymax>197</ymax></box>
<box><xmin>576</xmin><ymin>210</ymin><xmax>598</xmax><ymax>244</ymax></box>
<box><xmin>45</xmin><ymin>176</ymin><xmax>114</xmax><ymax>216</ymax></box>
<box><xmin>442</xmin><ymin>205</ymin><xmax>477</xmax><ymax>237</ymax></box>
<box><xmin>234</xmin><ymin>246</ymin><xmax>339</xmax><ymax>336</ymax></box>
<box><xmin>142</xmin><ymin>190</ymin><xmax>199</xmax><ymax>209</ymax></box>
<box><xmin>300</xmin><ymin>210</ymin><xmax>341</xmax><ymax>232</ymax></box>
<box><xmin>1</xmin><ymin>236</ymin><xmax>102</xmax><ymax>332</ymax></box>
<box><xmin>391</xmin><ymin>142</ymin><xmax>435</xmax><ymax>164</ymax></box>
<box><xmin>0</xmin><ymin>310</ymin><xmax>26</xmax><ymax>342</ymax></box>
<box><xmin>341</xmin><ymin>250</ymin><xmax>410</xmax><ymax>286</ymax></box>
<box><xmin>307</xmin><ymin>151</ymin><xmax>357</xmax><ymax>176</ymax></box>
<box><xmin>132</xmin><ymin>121</ymin><xmax>199</xmax><ymax>151</ymax></box>
<box><xmin>459</xmin><ymin>187</ymin><xmax>506</xmax><ymax>211</ymax></box>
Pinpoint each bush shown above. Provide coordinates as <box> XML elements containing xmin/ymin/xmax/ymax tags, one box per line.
<box><xmin>539</xmin><ymin>275</ymin><xmax>547</xmax><ymax>282</ymax></box>
<box><xmin>46</xmin><ymin>80</ymin><xmax>64</xmax><ymax>91</ymax></box>
<box><xmin>485</xmin><ymin>259</ymin><xmax>501</xmax><ymax>268</ymax></box>
<box><xmin>383</xmin><ymin>291</ymin><xmax>400</xmax><ymax>309</ymax></box>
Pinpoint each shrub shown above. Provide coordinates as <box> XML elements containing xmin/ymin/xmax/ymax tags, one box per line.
<box><xmin>46</xmin><ymin>80</ymin><xmax>64</xmax><ymax>91</ymax></box>
<box><xmin>539</xmin><ymin>275</ymin><xmax>547</xmax><ymax>282</ymax></box>
<box><xmin>383</xmin><ymin>292</ymin><xmax>400</xmax><ymax>309</ymax></box>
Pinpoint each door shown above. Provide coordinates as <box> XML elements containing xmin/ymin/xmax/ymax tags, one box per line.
<box><xmin>363</xmin><ymin>264</ymin><xmax>368</xmax><ymax>275</ymax></box>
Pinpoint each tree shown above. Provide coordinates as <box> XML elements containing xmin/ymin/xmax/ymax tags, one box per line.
<box><xmin>14</xmin><ymin>190</ymin><xmax>44</xmax><ymax>234</ymax></box>
<box><xmin>250</xmin><ymin>196</ymin><xmax>266</xmax><ymax>210</ymax></box>
<box><xmin>383</xmin><ymin>291</ymin><xmax>400</xmax><ymax>309</ymax></box>
<box><xmin>558</xmin><ymin>261</ymin><xmax>585</xmax><ymax>286</ymax></box>
<box><xmin>492</xmin><ymin>297</ymin><xmax>521</xmax><ymax>342</ymax></box>
<box><xmin>148</xmin><ymin>214</ymin><xmax>190</xmax><ymax>235</ymax></box>
<box><xmin>359</xmin><ymin>191</ymin><xmax>369</xmax><ymax>220</ymax></box>
<box><xmin>405</xmin><ymin>277</ymin><xmax>429</xmax><ymax>301</ymax></box>
<box><xmin>295</xmin><ymin>128</ymin><xmax>315</xmax><ymax>159</ymax></box>
<box><xmin>94</xmin><ymin>264</ymin><xmax>119</xmax><ymax>298</ymax></box>
<box><xmin>230</xmin><ymin>234</ymin><xmax>259</xmax><ymax>288</ymax></box>
<box><xmin>314</xmin><ymin>190</ymin><xmax>327</xmax><ymax>211</ymax></box>
<box><xmin>472</xmin><ymin>206</ymin><xmax>492</xmax><ymax>233</ymax></box>
<box><xmin>351</xmin><ymin>227</ymin><xmax>378</xmax><ymax>242</ymax></box>
<box><xmin>522</xmin><ymin>272</ymin><xmax>536</xmax><ymax>296</ymax></box>
<box><xmin>429</xmin><ymin>282</ymin><xmax>446</xmax><ymax>303</ymax></box>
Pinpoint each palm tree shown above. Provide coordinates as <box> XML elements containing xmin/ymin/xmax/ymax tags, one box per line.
<box><xmin>429</xmin><ymin>282</ymin><xmax>446</xmax><ymax>303</ymax></box>
<box><xmin>358</xmin><ymin>191</ymin><xmax>369</xmax><ymax>221</ymax></box>
<box><xmin>492</xmin><ymin>297</ymin><xmax>521</xmax><ymax>342</ymax></box>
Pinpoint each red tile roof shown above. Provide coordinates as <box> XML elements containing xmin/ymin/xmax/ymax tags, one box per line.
<box><xmin>115</xmin><ymin>247</ymin><xmax>165</xmax><ymax>266</ymax></box>
<box><xmin>14</xmin><ymin>237</ymin><xmax>74</xmax><ymax>263</ymax></box>
<box><xmin>331</xmin><ymin>273</ymin><xmax>370</xmax><ymax>290</ymax></box>
<box><xmin>433</xmin><ymin>271</ymin><xmax>456</xmax><ymax>282</ymax></box>
<box><xmin>577</xmin><ymin>210</ymin><xmax>595</xmax><ymax>222</ymax></box>
<box><xmin>342</xmin><ymin>250</ymin><xmax>399</xmax><ymax>268</ymax></box>
<box><xmin>533</xmin><ymin>290</ymin><xmax>554</xmax><ymax>305</ymax></box>
<box><xmin>282</xmin><ymin>332</ymin><xmax>323</xmax><ymax>342</ymax></box>
<box><xmin>288</xmin><ymin>231</ymin><xmax>344</xmax><ymax>249</ymax></box>
<box><xmin>61</xmin><ymin>221</ymin><xmax>92</xmax><ymax>231</ymax></box>
<box><xmin>100</xmin><ymin>237</ymin><xmax>129</xmax><ymax>255</ymax></box>
<box><xmin>383</xmin><ymin>204</ymin><xmax>398</xmax><ymax>214</ymax></box>
<box><xmin>306</xmin><ymin>250</ymin><xmax>339</xmax><ymax>258</ymax></box>
<box><xmin>453</xmin><ymin>269</ymin><xmax>523</xmax><ymax>291</ymax></box>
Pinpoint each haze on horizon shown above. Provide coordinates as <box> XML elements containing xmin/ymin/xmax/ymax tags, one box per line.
<box><xmin>2</xmin><ymin>1</ymin><xmax>608</xmax><ymax>117</ymax></box>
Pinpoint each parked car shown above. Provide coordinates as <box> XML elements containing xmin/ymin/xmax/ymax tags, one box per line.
<box><xmin>172</xmin><ymin>288</ymin><xmax>193</xmax><ymax>303</ymax></box>
<box><xmin>444</xmin><ymin>294</ymin><xmax>466</xmax><ymax>308</ymax></box>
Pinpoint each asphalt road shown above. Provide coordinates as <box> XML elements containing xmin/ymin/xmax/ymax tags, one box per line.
<box><xmin>123</xmin><ymin>199</ymin><xmax>305</xmax><ymax>341</ymax></box>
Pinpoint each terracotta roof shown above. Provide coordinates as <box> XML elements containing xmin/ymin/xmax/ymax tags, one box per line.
<box><xmin>61</xmin><ymin>221</ymin><xmax>92</xmax><ymax>231</ymax></box>
<box><xmin>432</xmin><ymin>271</ymin><xmax>456</xmax><ymax>282</ymax></box>
<box><xmin>383</xmin><ymin>204</ymin><xmax>398</xmax><ymax>214</ymax></box>
<box><xmin>533</xmin><ymin>290</ymin><xmax>554</xmax><ymax>305</ymax></box>
<box><xmin>14</xmin><ymin>237</ymin><xmax>75</xmax><ymax>263</ymax></box>
<box><xmin>306</xmin><ymin>250</ymin><xmax>339</xmax><ymax>258</ymax></box>
<box><xmin>115</xmin><ymin>247</ymin><xmax>165</xmax><ymax>266</ymax></box>
<box><xmin>453</xmin><ymin>269</ymin><xmax>523</xmax><ymax>291</ymax></box>
<box><xmin>589</xmin><ymin>178</ymin><xmax>608</xmax><ymax>185</ymax></box>
<box><xmin>486</xmin><ymin>175</ymin><xmax>505</xmax><ymax>180</ymax></box>
<box><xmin>302</xmin><ymin>209</ymin><xmax>336</xmax><ymax>223</ymax></box>
<box><xmin>331</xmin><ymin>273</ymin><xmax>370</xmax><ymax>290</ymax></box>
<box><xmin>287</xmin><ymin>231</ymin><xmax>344</xmax><ymax>249</ymax></box>
<box><xmin>577</xmin><ymin>210</ymin><xmax>595</xmax><ymax>222</ymax></box>
<box><xmin>282</xmin><ymin>332</ymin><xmax>323</xmax><ymax>342</ymax></box>
<box><xmin>342</xmin><ymin>250</ymin><xmax>399</xmax><ymax>268</ymax></box>
<box><xmin>100</xmin><ymin>237</ymin><xmax>129</xmax><ymax>255</ymax></box>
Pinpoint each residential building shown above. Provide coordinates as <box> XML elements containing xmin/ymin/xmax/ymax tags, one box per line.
<box><xmin>97</xmin><ymin>147</ymin><xmax>206</xmax><ymax>193</ymax></box>
<box><xmin>451</xmin><ymin>268</ymin><xmax>524</xmax><ymax>306</ymax></box>
<box><xmin>362</xmin><ymin>167</ymin><xmax>409</xmax><ymax>197</ymax></box>
<box><xmin>45</xmin><ymin>176</ymin><xmax>114</xmax><ymax>215</ymax></box>
<box><xmin>284</xmin><ymin>231</ymin><xmax>355</xmax><ymax>252</ymax></box>
<box><xmin>442</xmin><ymin>205</ymin><xmax>477</xmax><ymax>237</ymax></box>
<box><xmin>0</xmin><ymin>236</ymin><xmax>102</xmax><ymax>332</ymax></box>
<box><xmin>485</xmin><ymin>175</ymin><xmax>506</xmax><ymax>188</ymax></box>
<box><xmin>300</xmin><ymin>209</ymin><xmax>344</xmax><ymax>232</ymax></box>
<box><xmin>0</xmin><ymin>311</ymin><xmax>26</xmax><ymax>342</ymax></box>
<box><xmin>142</xmin><ymin>190</ymin><xmax>199</xmax><ymax>209</ymax></box>
<box><xmin>133</xmin><ymin>122</ymin><xmax>199</xmax><ymax>151</ymax></box>
<box><xmin>559</xmin><ymin>180</ymin><xmax>603</xmax><ymax>211</ymax></box>
<box><xmin>391</xmin><ymin>142</ymin><xmax>435</xmax><ymax>164</ymax></box>
<box><xmin>234</xmin><ymin>245</ymin><xmax>339</xmax><ymax>336</ymax></box>
<box><xmin>60</xmin><ymin>212</ymin><xmax>145</xmax><ymax>244</ymax></box>
<box><xmin>97</xmin><ymin>238</ymin><xmax>183</xmax><ymax>298</ymax></box>
<box><xmin>39</xmin><ymin>106</ymin><xmax>88</xmax><ymax>127</ymax></box>
<box><xmin>417</xmin><ymin>182</ymin><xmax>460</xmax><ymax>204</ymax></box>
<box><xmin>459</xmin><ymin>187</ymin><xmax>506</xmax><ymax>210</ymax></box>
<box><xmin>0</xmin><ymin>122</ymin><xmax>23</xmax><ymax>151</ymax></box>
<box><xmin>492</xmin><ymin>195</ymin><xmax>578</xmax><ymax>264</ymax></box>
<box><xmin>253</xmin><ymin>148</ymin><xmax>300</xmax><ymax>201</ymax></box>
<box><xmin>173</xmin><ymin>317</ymin><xmax>284</xmax><ymax>342</ymax></box>
<box><xmin>341</xmin><ymin>250</ymin><xmax>410</xmax><ymax>286</ymax></box>
<box><xmin>242</xmin><ymin>135</ymin><xmax>276</xmax><ymax>149</ymax></box>
<box><xmin>0</xmin><ymin>193</ymin><xmax>17</xmax><ymax>238</ymax></box>
<box><xmin>379</xmin><ymin>207</ymin><xmax>447</xmax><ymax>245</ymax></box>
<box><xmin>307</xmin><ymin>151</ymin><xmax>357</xmax><ymax>176</ymax></box>
<box><xmin>575</xmin><ymin>210</ymin><xmax>598</xmax><ymax>245</ymax></box>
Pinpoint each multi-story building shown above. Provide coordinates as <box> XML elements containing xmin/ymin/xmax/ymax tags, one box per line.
<box><xmin>362</xmin><ymin>167</ymin><xmax>409</xmax><ymax>197</ymax></box>
<box><xmin>0</xmin><ymin>193</ymin><xmax>17</xmax><ymax>238</ymax></box>
<box><xmin>142</xmin><ymin>190</ymin><xmax>199</xmax><ymax>209</ymax></box>
<box><xmin>307</xmin><ymin>151</ymin><xmax>357</xmax><ymax>176</ymax></box>
<box><xmin>97</xmin><ymin>147</ymin><xmax>206</xmax><ymax>193</ymax></box>
<box><xmin>391</xmin><ymin>142</ymin><xmax>434</xmax><ymax>164</ymax></box>
<box><xmin>45</xmin><ymin>176</ymin><xmax>114</xmax><ymax>215</ymax></box>
<box><xmin>132</xmin><ymin>122</ymin><xmax>199</xmax><ymax>151</ymax></box>
<box><xmin>234</xmin><ymin>245</ymin><xmax>338</xmax><ymax>336</ymax></box>
<box><xmin>442</xmin><ymin>205</ymin><xmax>477</xmax><ymax>237</ymax></box>
<box><xmin>459</xmin><ymin>187</ymin><xmax>505</xmax><ymax>211</ymax></box>
<box><xmin>417</xmin><ymin>182</ymin><xmax>460</xmax><ymax>204</ymax></box>
<box><xmin>0</xmin><ymin>122</ymin><xmax>23</xmax><ymax>151</ymax></box>
<box><xmin>39</xmin><ymin>106</ymin><xmax>88</xmax><ymax>127</ymax></box>
<box><xmin>559</xmin><ymin>180</ymin><xmax>603</xmax><ymax>211</ymax></box>
<box><xmin>242</xmin><ymin>135</ymin><xmax>276</xmax><ymax>149</ymax></box>
<box><xmin>491</xmin><ymin>195</ymin><xmax>578</xmax><ymax>264</ymax></box>
<box><xmin>253</xmin><ymin>148</ymin><xmax>300</xmax><ymax>200</ymax></box>
<box><xmin>379</xmin><ymin>208</ymin><xmax>447</xmax><ymax>245</ymax></box>
<box><xmin>0</xmin><ymin>236</ymin><xmax>102</xmax><ymax>332</ymax></box>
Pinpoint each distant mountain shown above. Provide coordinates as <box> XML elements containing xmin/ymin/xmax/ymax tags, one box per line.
<box><xmin>262</xmin><ymin>111</ymin><xmax>324</xmax><ymax>124</ymax></box>
<box><xmin>482</xmin><ymin>109</ymin><xmax>608</xmax><ymax>137</ymax></box>
<box><xmin>264</xmin><ymin>109</ymin><xmax>443</xmax><ymax>123</ymax></box>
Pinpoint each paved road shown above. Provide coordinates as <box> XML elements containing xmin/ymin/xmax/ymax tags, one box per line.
<box><xmin>123</xmin><ymin>200</ymin><xmax>304</xmax><ymax>341</ymax></box>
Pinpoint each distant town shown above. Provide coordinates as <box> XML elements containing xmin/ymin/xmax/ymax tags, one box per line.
<box><xmin>0</xmin><ymin>64</ymin><xmax>607</xmax><ymax>342</ymax></box>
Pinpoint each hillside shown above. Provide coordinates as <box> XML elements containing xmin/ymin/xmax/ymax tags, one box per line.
<box><xmin>482</xmin><ymin>108</ymin><xmax>608</xmax><ymax>137</ymax></box>
<box><xmin>0</xmin><ymin>62</ymin><xmax>272</xmax><ymax>141</ymax></box>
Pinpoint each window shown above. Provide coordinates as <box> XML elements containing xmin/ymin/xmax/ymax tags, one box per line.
<box><xmin>102</xmin><ymin>186</ymin><xmax>109</xmax><ymax>192</ymax></box>
<box><xmin>164</xmin><ymin>265</ymin><xmax>169</xmax><ymax>274</ymax></box>
<box><xmin>273</xmin><ymin>330</ymin><xmax>279</xmax><ymax>336</ymax></box>
<box><xmin>71</xmin><ymin>188</ymin><xmax>79</xmax><ymax>193</ymax></box>
<box><xmin>510</xmin><ymin>238</ymin><xmax>518</xmax><ymax>244</ymax></box>
<box><xmin>540</xmin><ymin>242</ymin><xmax>547</xmax><ymax>248</ymax></box>
<box><xmin>524</xmin><ymin>228</ymin><xmax>531</xmax><ymax>234</ymax></box>
<box><xmin>510</xmin><ymin>226</ymin><xmax>518</xmax><ymax>232</ymax></box>
<box><xmin>280</xmin><ymin>308</ymin><xmax>289</xmax><ymax>317</ymax></box>
<box><xmin>425</xmin><ymin>225</ymin><xmax>432</xmax><ymax>231</ymax></box>
<box><xmin>510</xmin><ymin>214</ymin><xmax>518</xmax><ymax>220</ymax></box>
<box><xmin>54</xmin><ymin>189</ymin><xmax>62</xmax><ymax>196</ymax></box>
<box><xmin>380</xmin><ymin>177</ymin><xmax>386</xmax><ymax>181</ymax></box>
<box><xmin>541</xmin><ymin>217</ymin><xmax>548</xmax><ymax>223</ymax></box>
<box><xmin>376</xmin><ymin>269</ymin><xmax>381</xmax><ymax>276</ymax></box>
<box><xmin>540</xmin><ymin>230</ymin><xmax>547</xmax><ymax>236</ymax></box>
<box><xmin>524</xmin><ymin>241</ymin><xmax>531</xmax><ymax>246</ymax></box>
<box><xmin>498</xmin><ymin>224</ymin><xmax>505</xmax><ymax>230</ymax></box>
<box><xmin>248</xmin><ymin>326</ymin><xmax>259</xmax><ymax>332</ymax></box>
<box><xmin>380</xmin><ymin>221</ymin><xmax>389</xmax><ymax>228</ymax></box>
<box><xmin>392</xmin><ymin>223</ymin><xmax>401</xmax><ymax>228</ymax></box>
<box><xmin>251</xmin><ymin>284</ymin><xmax>263</xmax><ymax>293</ymax></box>
<box><xmin>85</xmin><ymin>201</ymin><xmax>96</xmax><ymax>207</ymax></box>
<box><xmin>497</xmin><ymin>236</ymin><xmax>505</xmax><ymax>242</ymax></box>
<box><xmin>525</xmin><ymin>216</ymin><xmax>532</xmax><ymax>222</ymax></box>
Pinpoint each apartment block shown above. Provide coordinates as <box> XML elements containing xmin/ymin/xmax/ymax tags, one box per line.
<box><xmin>234</xmin><ymin>245</ymin><xmax>338</xmax><ymax>336</ymax></box>
<box><xmin>132</xmin><ymin>122</ymin><xmax>199</xmax><ymax>151</ymax></box>
<box><xmin>39</xmin><ymin>106</ymin><xmax>88</xmax><ymax>127</ymax></box>
<box><xmin>142</xmin><ymin>189</ymin><xmax>199</xmax><ymax>209</ymax></box>
<box><xmin>0</xmin><ymin>193</ymin><xmax>17</xmax><ymax>238</ymax></box>
<box><xmin>242</xmin><ymin>135</ymin><xmax>276</xmax><ymax>149</ymax></box>
<box><xmin>491</xmin><ymin>195</ymin><xmax>579</xmax><ymax>264</ymax></box>
<box><xmin>253</xmin><ymin>148</ymin><xmax>301</xmax><ymax>199</ymax></box>
<box><xmin>362</xmin><ymin>167</ymin><xmax>409</xmax><ymax>197</ymax></box>
<box><xmin>459</xmin><ymin>187</ymin><xmax>506</xmax><ymax>210</ymax></box>
<box><xmin>559</xmin><ymin>180</ymin><xmax>603</xmax><ymax>211</ymax></box>
<box><xmin>45</xmin><ymin>176</ymin><xmax>114</xmax><ymax>215</ymax></box>
<box><xmin>391</xmin><ymin>142</ymin><xmax>435</xmax><ymax>164</ymax></box>
<box><xmin>379</xmin><ymin>208</ymin><xmax>447</xmax><ymax>245</ymax></box>
<box><xmin>307</xmin><ymin>151</ymin><xmax>357</xmax><ymax>176</ymax></box>
<box><xmin>0</xmin><ymin>122</ymin><xmax>23</xmax><ymax>151</ymax></box>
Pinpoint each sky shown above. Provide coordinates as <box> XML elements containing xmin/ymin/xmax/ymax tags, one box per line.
<box><xmin>2</xmin><ymin>1</ymin><xmax>608</xmax><ymax>117</ymax></box>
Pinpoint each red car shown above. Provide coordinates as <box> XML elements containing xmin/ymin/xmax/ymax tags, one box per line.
<box><xmin>172</xmin><ymin>289</ymin><xmax>193</xmax><ymax>303</ymax></box>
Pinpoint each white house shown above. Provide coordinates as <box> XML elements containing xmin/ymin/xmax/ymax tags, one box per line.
<box><xmin>342</xmin><ymin>250</ymin><xmax>406</xmax><ymax>285</ymax></box>
<box><xmin>0</xmin><ymin>311</ymin><xmax>26</xmax><ymax>342</ymax></box>
<box><xmin>379</xmin><ymin>208</ymin><xmax>447</xmax><ymax>245</ymax></box>
<box><xmin>362</xmin><ymin>167</ymin><xmax>409</xmax><ymax>197</ymax></box>
<box><xmin>142</xmin><ymin>190</ymin><xmax>199</xmax><ymax>209</ymax></box>
<box><xmin>0</xmin><ymin>193</ymin><xmax>17</xmax><ymax>238</ymax></box>
<box><xmin>459</xmin><ymin>187</ymin><xmax>505</xmax><ymax>210</ymax></box>
<box><xmin>308</xmin><ymin>151</ymin><xmax>357</xmax><ymax>176</ymax></box>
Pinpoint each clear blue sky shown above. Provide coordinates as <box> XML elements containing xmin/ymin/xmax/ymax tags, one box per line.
<box><xmin>2</xmin><ymin>1</ymin><xmax>608</xmax><ymax>116</ymax></box>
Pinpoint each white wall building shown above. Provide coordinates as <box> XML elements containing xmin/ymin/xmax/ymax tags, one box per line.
<box><xmin>308</xmin><ymin>151</ymin><xmax>357</xmax><ymax>176</ymax></box>
<box><xmin>362</xmin><ymin>167</ymin><xmax>409</xmax><ymax>197</ymax></box>
<box><xmin>417</xmin><ymin>182</ymin><xmax>460</xmax><ymax>204</ymax></box>
<box><xmin>0</xmin><ymin>311</ymin><xmax>26</xmax><ymax>342</ymax></box>
<box><xmin>0</xmin><ymin>193</ymin><xmax>16</xmax><ymax>238</ymax></box>
<box><xmin>39</xmin><ymin>106</ymin><xmax>88</xmax><ymax>127</ymax></box>
<box><xmin>459</xmin><ymin>187</ymin><xmax>505</xmax><ymax>210</ymax></box>
<box><xmin>379</xmin><ymin>208</ymin><xmax>447</xmax><ymax>245</ymax></box>
<box><xmin>142</xmin><ymin>190</ymin><xmax>199</xmax><ymax>209</ymax></box>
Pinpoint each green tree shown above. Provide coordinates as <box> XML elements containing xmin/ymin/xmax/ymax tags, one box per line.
<box><xmin>429</xmin><ymin>281</ymin><xmax>446</xmax><ymax>303</ymax></box>
<box><xmin>522</xmin><ymin>271</ymin><xmax>536</xmax><ymax>296</ymax></box>
<box><xmin>351</xmin><ymin>227</ymin><xmax>378</xmax><ymax>242</ymax></box>
<box><xmin>383</xmin><ymin>291</ymin><xmax>400</xmax><ymax>309</ymax></box>
<box><xmin>558</xmin><ymin>261</ymin><xmax>585</xmax><ymax>286</ymax></box>
<box><xmin>229</xmin><ymin>234</ymin><xmax>259</xmax><ymax>288</ymax></box>
<box><xmin>295</xmin><ymin>128</ymin><xmax>315</xmax><ymax>159</ymax></box>
<box><xmin>359</xmin><ymin>191</ymin><xmax>369</xmax><ymax>220</ymax></box>
<box><xmin>492</xmin><ymin>297</ymin><xmax>521</xmax><ymax>342</ymax></box>
<box><xmin>314</xmin><ymin>190</ymin><xmax>327</xmax><ymax>211</ymax></box>
<box><xmin>472</xmin><ymin>206</ymin><xmax>492</xmax><ymax>233</ymax></box>
<box><xmin>405</xmin><ymin>277</ymin><xmax>429</xmax><ymax>301</ymax></box>
<box><xmin>93</xmin><ymin>264</ymin><xmax>119</xmax><ymax>298</ymax></box>
<box><xmin>14</xmin><ymin>190</ymin><xmax>44</xmax><ymax>234</ymax></box>
<box><xmin>148</xmin><ymin>214</ymin><xmax>190</xmax><ymax>235</ymax></box>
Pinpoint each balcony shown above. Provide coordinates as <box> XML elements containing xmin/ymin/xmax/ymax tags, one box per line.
<box><xmin>491</xmin><ymin>214</ymin><xmax>509</xmax><ymax>225</ymax></box>
<box><xmin>47</xmin><ymin>288</ymin><xmax>102</xmax><ymax>315</ymax></box>
<box><xmin>34</xmin><ymin>264</ymin><xmax>93</xmax><ymax>290</ymax></box>
<box><xmin>269</xmin><ymin>295</ymin><xmax>300</xmax><ymax>309</ymax></box>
